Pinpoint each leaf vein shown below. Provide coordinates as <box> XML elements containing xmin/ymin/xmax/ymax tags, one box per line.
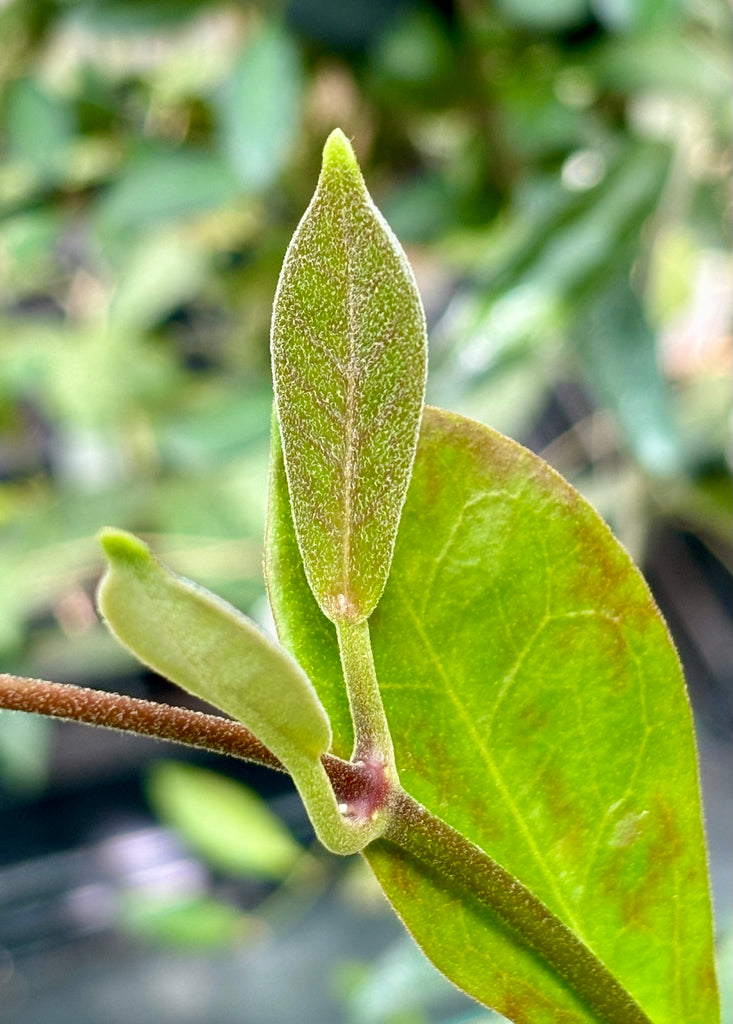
<box><xmin>396</xmin><ymin>582</ymin><xmax>585</xmax><ymax>937</ymax></box>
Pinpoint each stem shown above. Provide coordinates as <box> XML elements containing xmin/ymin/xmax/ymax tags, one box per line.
<box><xmin>0</xmin><ymin>673</ymin><xmax>391</xmax><ymax>856</ymax></box>
<box><xmin>0</xmin><ymin>673</ymin><xmax>284</xmax><ymax>770</ymax></box>
<box><xmin>0</xmin><ymin>672</ymin><xmax>659</xmax><ymax>1018</ymax></box>
<box><xmin>383</xmin><ymin>790</ymin><xmax>654</xmax><ymax>1024</ymax></box>
<box><xmin>335</xmin><ymin>619</ymin><xmax>395</xmax><ymax>770</ymax></box>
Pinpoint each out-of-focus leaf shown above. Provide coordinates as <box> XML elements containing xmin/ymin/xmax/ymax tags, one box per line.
<box><xmin>591</xmin><ymin>32</ymin><xmax>731</xmax><ymax>98</ymax></box>
<box><xmin>0</xmin><ymin>210</ymin><xmax>62</xmax><ymax>294</ymax></box>
<box><xmin>286</xmin><ymin>0</ymin><xmax>400</xmax><ymax>49</ymax></box>
<box><xmin>214</xmin><ymin>22</ymin><xmax>302</xmax><ymax>192</ymax></box>
<box><xmin>381</xmin><ymin>174</ymin><xmax>455</xmax><ymax>244</ymax></box>
<box><xmin>574</xmin><ymin>274</ymin><xmax>682</xmax><ymax>476</ymax></box>
<box><xmin>157</xmin><ymin>388</ymin><xmax>272</xmax><ymax>468</ymax></box>
<box><xmin>40</xmin><ymin>328</ymin><xmax>181</xmax><ymax>428</ymax></box>
<box><xmin>118</xmin><ymin>892</ymin><xmax>250</xmax><ymax>948</ymax></box>
<box><xmin>345</xmin><ymin>935</ymin><xmax>476</xmax><ymax>1024</ymax></box>
<box><xmin>97</xmin><ymin>147</ymin><xmax>240</xmax><ymax>237</ymax></box>
<box><xmin>3</xmin><ymin>78</ymin><xmax>74</xmax><ymax>183</ymax></box>
<box><xmin>592</xmin><ymin>0</ymin><xmax>684</xmax><ymax>34</ymax></box>
<box><xmin>110</xmin><ymin>233</ymin><xmax>210</xmax><ymax>330</ymax></box>
<box><xmin>68</xmin><ymin>0</ymin><xmax>212</xmax><ymax>33</ymax></box>
<box><xmin>717</xmin><ymin>929</ymin><xmax>733</xmax><ymax>1024</ymax></box>
<box><xmin>147</xmin><ymin>761</ymin><xmax>304</xmax><ymax>879</ymax></box>
<box><xmin>437</xmin><ymin>143</ymin><xmax>669</xmax><ymax>390</ymax></box>
<box><xmin>371</xmin><ymin>7</ymin><xmax>455</xmax><ymax>94</ymax></box>
<box><xmin>0</xmin><ymin>710</ymin><xmax>50</xmax><ymax>793</ymax></box>
<box><xmin>497</xmin><ymin>0</ymin><xmax>589</xmax><ymax>32</ymax></box>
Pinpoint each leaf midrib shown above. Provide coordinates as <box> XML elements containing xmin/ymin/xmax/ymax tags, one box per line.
<box><xmin>340</xmin><ymin>193</ymin><xmax>358</xmax><ymax>599</ymax></box>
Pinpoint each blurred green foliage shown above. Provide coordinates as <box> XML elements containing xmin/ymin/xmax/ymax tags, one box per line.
<box><xmin>146</xmin><ymin>760</ymin><xmax>310</xmax><ymax>881</ymax></box>
<box><xmin>0</xmin><ymin>0</ymin><xmax>730</xmax><ymax>772</ymax></box>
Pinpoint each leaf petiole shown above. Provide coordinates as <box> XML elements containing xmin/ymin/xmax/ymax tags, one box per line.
<box><xmin>336</xmin><ymin>618</ymin><xmax>396</xmax><ymax>773</ymax></box>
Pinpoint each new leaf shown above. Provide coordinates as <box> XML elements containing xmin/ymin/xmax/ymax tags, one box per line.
<box><xmin>271</xmin><ymin>129</ymin><xmax>427</xmax><ymax>624</ymax></box>
<box><xmin>97</xmin><ymin>528</ymin><xmax>331</xmax><ymax>766</ymax></box>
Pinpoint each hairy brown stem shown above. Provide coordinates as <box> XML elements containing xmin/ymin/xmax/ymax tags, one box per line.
<box><xmin>0</xmin><ymin>673</ymin><xmax>284</xmax><ymax>769</ymax></box>
<box><xmin>0</xmin><ymin>673</ymin><xmax>367</xmax><ymax>803</ymax></box>
<box><xmin>0</xmin><ymin>674</ymin><xmax>656</xmax><ymax>1021</ymax></box>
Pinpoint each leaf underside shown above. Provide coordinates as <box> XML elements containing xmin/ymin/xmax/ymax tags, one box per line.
<box><xmin>270</xmin><ymin>130</ymin><xmax>427</xmax><ymax>623</ymax></box>
<box><xmin>266</xmin><ymin>405</ymin><xmax>718</xmax><ymax>1024</ymax></box>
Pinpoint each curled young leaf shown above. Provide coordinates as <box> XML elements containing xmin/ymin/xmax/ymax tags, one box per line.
<box><xmin>271</xmin><ymin>129</ymin><xmax>427</xmax><ymax>624</ymax></box>
<box><xmin>97</xmin><ymin>528</ymin><xmax>331</xmax><ymax>766</ymax></box>
<box><xmin>98</xmin><ymin>529</ymin><xmax>388</xmax><ymax>857</ymax></box>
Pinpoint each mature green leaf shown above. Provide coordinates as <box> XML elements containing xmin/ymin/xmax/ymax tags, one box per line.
<box><xmin>147</xmin><ymin>761</ymin><xmax>304</xmax><ymax>879</ymax></box>
<box><xmin>267</xmin><ymin>406</ymin><xmax>718</xmax><ymax>1024</ymax></box>
<box><xmin>97</xmin><ymin>528</ymin><xmax>331</xmax><ymax>765</ymax></box>
<box><xmin>271</xmin><ymin>129</ymin><xmax>427</xmax><ymax>624</ymax></box>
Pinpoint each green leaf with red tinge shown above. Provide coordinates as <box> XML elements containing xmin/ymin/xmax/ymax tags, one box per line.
<box><xmin>266</xmin><ymin>405</ymin><xmax>719</xmax><ymax>1024</ymax></box>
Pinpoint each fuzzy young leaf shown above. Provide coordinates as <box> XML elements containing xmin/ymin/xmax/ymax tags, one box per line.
<box><xmin>97</xmin><ymin>528</ymin><xmax>331</xmax><ymax>766</ymax></box>
<box><xmin>271</xmin><ymin>129</ymin><xmax>427</xmax><ymax>624</ymax></box>
<box><xmin>98</xmin><ymin>529</ymin><xmax>386</xmax><ymax>857</ymax></box>
<box><xmin>267</xmin><ymin>407</ymin><xmax>719</xmax><ymax>1024</ymax></box>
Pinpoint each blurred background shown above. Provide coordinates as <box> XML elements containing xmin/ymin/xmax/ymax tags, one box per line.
<box><xmin>0</xmin><ymin>0</ymin><xmax>730</xmax><ymax>1021</ymax></box>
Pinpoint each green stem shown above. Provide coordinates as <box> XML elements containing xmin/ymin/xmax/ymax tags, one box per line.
<box><xmin>291</xmin><ymin>753</ymin><xmax>389</xmax><ymax>856</ymax></box>
<box><xmin>335</xmin><ymin>618</ymin><xmax>395</xmax><ymax>770</ymax></box>
<box><xmin>383</xmin><ymin>790</ymin><xmax>654</xmax><ymax>1024</ymax></box>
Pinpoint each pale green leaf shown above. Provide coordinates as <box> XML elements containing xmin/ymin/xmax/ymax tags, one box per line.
<box><xmin>97</xmin><ymin>528</ymin><xmax>331</xmax><ymax>765</ymax></box>
<box><xmin>147</xmin><ymin>760</ymin><xmax>304</xmax><ymax>879</ymax></box>
<box><xmin>118</xmin><ymin>892</ymin><xmax>250</xmax><ymax>948</ymax></box>
<box><xmin>98</xmin><ymin>528</ymin><xmax>382</xmax><ymax>857</ymax></box>
<box><xmin>271</xmin><ymin>129</ymin><xmax>427</xmax><ymax>624</ymax></box>
<box><xmin>266</xmin><ymin>406</ymin><xmax>719</xmax><ymax>1024</ymax></box>
<box><xmin>214</xmin><ymin>22</ymin><xmax>302</xmax><ymax>192</ymax></box>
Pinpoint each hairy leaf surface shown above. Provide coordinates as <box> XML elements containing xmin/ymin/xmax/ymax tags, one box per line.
<box><xmin>98</xmin><ymin>528</ymin><xmax>331</xmax><ymax>765</ymax></box>
<box><xmin>271</xmin><ymin>129</ymin><xmax>427</xmax><ymax>624</ymax></box>
<box><xmin>266</xmin><ymin>406</ymin><xmax>718</xmax><ymax>1024</ymax></box>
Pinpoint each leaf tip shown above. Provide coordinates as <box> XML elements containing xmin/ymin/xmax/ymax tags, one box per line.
<box><xmin>98</xmin><ymin>527</ymin><xmax>150</xmax><ymax>568</ymax></box>
<box><xmin>321</xmin><ymin>127</ymin><xmax>359</xmax><ymax>178</ymax></box>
